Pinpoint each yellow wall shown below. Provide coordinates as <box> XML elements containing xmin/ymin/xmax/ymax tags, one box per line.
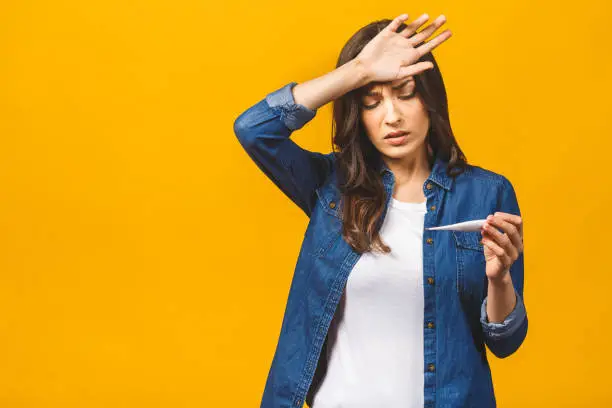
<box><xmin>1</xmin><ymin>1</ymin><xmax>610</xmax><ymax>406</ymax></box>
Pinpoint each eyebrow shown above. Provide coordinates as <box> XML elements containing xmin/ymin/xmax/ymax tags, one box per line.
<box><xmin>364</xmin><ymin>78</ymin><xmax>414</xmax><ymax>96</ymax></box>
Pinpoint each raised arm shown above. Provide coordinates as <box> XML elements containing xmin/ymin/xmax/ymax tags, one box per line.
<box><xmin>232</xmin><ymin>59</ymin><xmax>370</xmax><ymax>218</ymax></box>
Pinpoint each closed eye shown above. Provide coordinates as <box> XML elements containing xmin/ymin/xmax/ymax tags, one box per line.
<box><xmin>398</xmin><ymin>91</ymin><xmax>416</xmax><ymax>100</ymax></box>
<box><xmin>362</xmin><ymin>91</ymin><xmax>417</xmax><ymax>110</ymax></box>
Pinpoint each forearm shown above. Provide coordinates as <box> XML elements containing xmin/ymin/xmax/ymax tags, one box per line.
<box><xmin>292</xmin><ymin>58</ymin><xmax>371</xmax><ymax>111</ymax></box>
<box><xmin>486</xmin><ymin>272</ymin><xmax>517</xmax><ymax>323</ymax></box>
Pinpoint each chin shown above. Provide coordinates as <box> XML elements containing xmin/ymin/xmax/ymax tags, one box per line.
<box><xmin>379</xmin><ymin>140</ymin><xmax>427</xmax><ymax>160</ymax></box>
<box><xmin>381</xmin><ymin>144</ymin><xmax>415</xmax><ymax>158</ymax></box>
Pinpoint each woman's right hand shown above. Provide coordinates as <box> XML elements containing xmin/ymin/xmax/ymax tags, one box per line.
<box><xmin>356</xmin><ymin>13</ymin><xmax>452</xmax><ymax>83</ymax></box>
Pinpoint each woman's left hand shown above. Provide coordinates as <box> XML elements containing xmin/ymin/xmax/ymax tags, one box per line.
<box><xmin>480</xmin><ymin>212</ymin><xmax>524</xmax><ymax>283</ymax></box>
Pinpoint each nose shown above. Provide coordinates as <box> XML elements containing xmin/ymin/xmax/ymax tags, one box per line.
<box><xmin>383</xmin><ymin>98</ymin><xmax>402</xmax><ymax>126</ymax></box>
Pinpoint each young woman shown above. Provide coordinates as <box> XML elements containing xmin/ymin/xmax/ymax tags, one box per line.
<box><xmin>234</xmin><ymin>13</ymin><xmax>527</xmax><ymax>408</ymax></box>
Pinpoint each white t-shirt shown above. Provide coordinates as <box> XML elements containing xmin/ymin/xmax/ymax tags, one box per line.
<box><xmin>311</xmin><ymin>197</ymin><xmax>427</xmax><ymax>408</ymax></box>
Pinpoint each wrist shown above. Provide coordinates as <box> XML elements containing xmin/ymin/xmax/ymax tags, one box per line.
<box><xmin>348</xmin><ymin>57</ymin><xmax>372</xmax><ymax>89</ymax></box>
<box><xmin>488</xmin><ymin>270</ymin><xmax>512</xmax><ymax>287</ymax></box>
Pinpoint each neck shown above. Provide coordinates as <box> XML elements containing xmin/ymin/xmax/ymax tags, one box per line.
<box><xmin>383</xmin><ymin>146</ymin><xmax>432</xmax><ymax>187</ymax></box>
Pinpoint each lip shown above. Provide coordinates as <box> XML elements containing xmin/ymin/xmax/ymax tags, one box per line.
<box><xmin>385</xmin><ymin>134</ymin><xmax>408</xmax><ymax>146</ymax></box>
<box><xmin>384</xmin><ymin>131</ymin><xmax>409</xmax><ymax>139</ymax></box>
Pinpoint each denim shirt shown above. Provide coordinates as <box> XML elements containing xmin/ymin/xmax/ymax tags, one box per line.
<box><xmin>233</xmin><ymin>82</ymin><xmax>528</xmax><ymax>408</ymax></box>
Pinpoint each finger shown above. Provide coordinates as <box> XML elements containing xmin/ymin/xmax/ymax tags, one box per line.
<box><xmin>415</xmin><ymin>29</ymin><xmax>452</xmax><ymax>57</ymax></box>
<box><xmin>482</xmin><ymin>225</ymin><xmax>519</xmax><ymax>261</ymax></box>
<box><xmin>397</xmin><ymin>61</ymin><xmax>434</xmax><ymax>78</ymax></box>
<box><xmin>494</xmin><ymin>211</ymin><xmax>524</xmax><ymax>238</ymax></box>
<box><xmin>488</xmin><ymin>215</ymin><xmax>523</xmax><ymax>252</ymax></box>
<box><xmin>481</xmin><ymin>233</ymin><xmax>513</xmax><ymax>269</ymax></box>
<box><xmin>397</xmin><ymin>13</ymin><xmax>430</xmax><ymax>38</ymax></box>
<box><xmin>385</xmin><ymin>13</ymin><xmax>410</xmax><ymax>33</ymax></box>
<box><xmin>407</xmin><ymin>14</ymin><xmax>447</xmax><ymax>45</ymax></box>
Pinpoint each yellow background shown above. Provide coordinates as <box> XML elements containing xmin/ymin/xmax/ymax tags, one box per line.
<box><xmin>1</xmin><ymin>0</ymin><xmax>611</xmax><ymax>406</ymax></box>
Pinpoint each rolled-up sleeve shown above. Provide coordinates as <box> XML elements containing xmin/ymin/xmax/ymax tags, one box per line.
<box><xmin>480</xmin><ymin>291</ymin><xmax>526</xmax><ymax>337</ymax></box>
<box><xmin>480</xmin><ymin>176</ymin><xmax>529</xmax><ymax>358</ymax></box>
<box><xmin>265</xmin><ymin>82</ymin><xmax>317</xmax><ymax>130</ymax></box>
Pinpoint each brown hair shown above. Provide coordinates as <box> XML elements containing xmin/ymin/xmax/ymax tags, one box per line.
<box><xmin>331</xmin><ymin>18</ymin><xmax>468</xmax><ymax>254</ymax></box>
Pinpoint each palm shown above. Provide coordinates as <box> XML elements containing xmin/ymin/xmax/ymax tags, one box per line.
<box><xmin>361</xmin><ymin>37</ymin><xmax>421</xmax><ymax>81</ymax></box>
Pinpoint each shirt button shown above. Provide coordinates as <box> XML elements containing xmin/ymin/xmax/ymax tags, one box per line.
<box><xmin>329</xmin><ymin>201</ymin><xmax>336</xmax><ymax>209</ymax></box>
<box><xmin>428</xmin><ymin>364</ymin><xmax>436</xmax><ymax>372</ymax></box>
<box><xmin>427</xmin><ymin>277</ymin><xmax>435</xmax><ymax>285</ymax></box>
<box><xmin>426</xmin><ymin>238</ymin><xmax>433</xmax><ymax>245</ymax></box>
<box><xmin>427</xmin><ymin>322</ymin><xmax>435</xmax><ymax>329</ymax></box>
<box><xmin>426</xmin><ymin>183</ymin><xmax>433</xmax><ymax>190</ymax></box>
<box><xmin>430</xmin><ymin>205</ymin><xmax>436</xmax><ymax>211</ymax></box>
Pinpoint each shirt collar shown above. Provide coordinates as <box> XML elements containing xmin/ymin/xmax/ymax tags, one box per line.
<box><xmin>378</xmin><ymin>152</ymin><xmax>453</xmax><ymax>191</ymax></box>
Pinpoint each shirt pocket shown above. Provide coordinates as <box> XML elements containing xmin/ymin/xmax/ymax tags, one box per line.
<box><xmin>302</xmin><ymin>187</ymin><xmax>343</xmax><ymax>259</ymax></box>
<box><xmin>452</xmin><ymin>230</ymin><xmax>486</xmax><ymax>300</ymax></box>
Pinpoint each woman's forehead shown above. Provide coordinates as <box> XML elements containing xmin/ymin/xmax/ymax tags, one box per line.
<box><xmin>362</xmin><ymin>76</ymin><xmax>415</xmax><ymax>93</ymax></box>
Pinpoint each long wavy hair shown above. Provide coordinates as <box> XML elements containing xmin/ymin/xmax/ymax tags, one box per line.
<box><xmin>332</xmin><ymin>18</ymin><xmax>468</xmax><ymax>254</ymax></box>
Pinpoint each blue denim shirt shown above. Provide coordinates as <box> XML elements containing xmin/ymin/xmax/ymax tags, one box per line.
<box><xmin>233</xmin><ymin>82</ymin><xmax>528</xmax><ymax>408</ymax></box>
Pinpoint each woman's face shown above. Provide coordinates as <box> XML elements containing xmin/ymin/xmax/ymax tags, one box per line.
<box><xmin>359</xmin><ymin>76</ymin><xmax>430</xmax><ymax>160</ymax></box>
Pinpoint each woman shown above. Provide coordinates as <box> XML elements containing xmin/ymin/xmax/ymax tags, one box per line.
<box><xmin>234</xmin><ymin>13</ymin><xmax>527</xmax><ymax>408</ymax></box>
